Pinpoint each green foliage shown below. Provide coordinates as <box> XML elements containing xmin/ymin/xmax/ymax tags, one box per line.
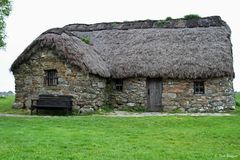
<box><xmin>111</xmin><ymin>22</ymin><xmax>118</xmax><ymax>28</ymax></box>
<box><xmin>122</xmin><ymin>105</ymin><xmax>147</xmax><ymax>112</ymax></box>
<box><xmin>0</xmin><ymin>116</ymin><xmax>240</xmax><ymax>159</ymax></box>
<box><xmin>100</xmin><ymin>103</ymin><xmax>114</xmax><ymax>112</ymax></box>
<box><xmin>156</xmin><ymin>20</ymin><xmax>166</xmax><ymax>27</ymax></box>
<box><xmin>234</xmin><ymin>92</ymin><xmax>240</xmax><ymax>114</ymax></box>
<box><xmin>236</xmin><ymin>101</ymin><xmax>240</xmax><ymax>107</ymax></box>
<box><xmin>165</xmin><ymin>17</ymin><xmax>172</xmax><ymax>21</ymax></box>
<box><xmin>156</xmin><ymin>17</ymin><xmax>173</xmax><ymax>27</ymax></box>
<box><xmin>169</xmin><ymin>107</ymin><xmax>183</xmax><ymax>113</ymax></box>
<box><xmin>0</xmin><ymin>0</ymin><xmax>11</xmax><ymax>49</ymax></box>
<box><xmin>80</xmin><ymin>36</ymin><xmax>91</xmax><ymax>45</ymax></box>
<box><xmin>235</xmin><ymin>92</ymin><xmax>240</xmax><ymax>106</ymax></box>
<box><xmin>184</xmin><ymin>14</ymin><xmax>201</xmax><ymax>20</ymax></box>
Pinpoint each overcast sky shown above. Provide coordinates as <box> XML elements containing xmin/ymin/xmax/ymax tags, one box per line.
<box><xmin>0</xmin><ymin>0</ymin><xmax>239</xmax><ymax>92</ymax></box>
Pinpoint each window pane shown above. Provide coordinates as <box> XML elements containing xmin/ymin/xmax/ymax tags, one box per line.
<box><xmin>115</xmin><ymin>79</ymin><xmax>123</xmax><ymax>91</ymax></box>
<box><xmin>194</xmin><ymin>81</ymin><xmax>204</xmax><ymax>94</ymax></box>
<box><xmin>45</xmin><ymin>70</ymin><xmax>58</xmax><ymax>86</ymax></box>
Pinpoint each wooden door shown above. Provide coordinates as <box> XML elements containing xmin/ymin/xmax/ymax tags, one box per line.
<box><xmin>147</xmin><ymin>78</ymin><xmax>163</xmax><ymax>111</ymax></box>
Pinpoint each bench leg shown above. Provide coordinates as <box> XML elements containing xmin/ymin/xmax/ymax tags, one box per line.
<box><xmin>36</xmin><ymin>108</ymin><xmax>38</xmax><ymax>115</ymax></box>
<box><xmin>66</xmin><ymin>108</ymin><xmax>69</xmax><ymax>116</ymax></box>
<box><xmin>30</xmin><ymin>109</ymin><xmax>33</xmax><ymax>115</ymax></box>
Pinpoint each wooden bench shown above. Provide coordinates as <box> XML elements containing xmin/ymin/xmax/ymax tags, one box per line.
<box><xmin>31</xmin><ymin>95</ymin><xmax>73</xmax><ymax>115</ymax></box>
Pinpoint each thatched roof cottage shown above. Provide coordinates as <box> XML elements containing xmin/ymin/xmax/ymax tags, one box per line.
<box><xmin>11</xmin><ymin>16</ymin><xmax>235</xmax><ymax>113</ymax></box>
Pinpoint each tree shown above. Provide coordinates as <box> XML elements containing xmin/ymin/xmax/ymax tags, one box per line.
<box><xmin>0</xmin><ymin>0</ymin><xmax>11</xmax><ymax>49</ymax></box>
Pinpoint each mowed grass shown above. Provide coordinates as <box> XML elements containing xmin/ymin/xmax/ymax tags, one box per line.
<box><xmin>0</xmin><ymin>96</ymin><xmax>15</xmax><ymax>112</ymax></box>
<box><xmin>0</xmin><ymin>116</ymin><xmax>240</xmax><ymax>160</ymax></box>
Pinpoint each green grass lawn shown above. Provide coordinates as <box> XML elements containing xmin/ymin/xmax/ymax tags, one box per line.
<box><xmin>0</xmin><ymin>116</ymin><xmax>240</xmax><ymax>160</ymax></box>
<box><xmin>0</xmin><ymin>96</ymin><xmax>28</xmax><ymax>114</ymax></box>
<box><xmin>0</xmin><ymin>95</ymin><xmax>15</xmax><ymax>112</ymax></box>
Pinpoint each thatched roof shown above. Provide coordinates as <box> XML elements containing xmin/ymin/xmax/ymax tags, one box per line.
<box><xmin>11</xmin><ymin>29</ymin><xmax>110</xmax><ymax>77</ymax></box>
<box><xmin>11</xmin><ymin>16</ymin><xmax>234</xmax><ymax>79</ymax></box>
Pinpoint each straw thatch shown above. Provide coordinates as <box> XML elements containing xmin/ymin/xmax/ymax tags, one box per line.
<box><xmin>11</xmin><ymin>28</ymin><xmax>110</xmax><ymax>77</ymax></box>
<box><xmin>11</xmin><ymin>16</ymin><xmax>234</xmax><ymax>79</ymax></box>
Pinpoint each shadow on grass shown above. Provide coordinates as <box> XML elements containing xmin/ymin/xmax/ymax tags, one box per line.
<box><xmin>30</xmin><ymin>109</ymin><xmax>71</xmax><ymax>116</ymax></box>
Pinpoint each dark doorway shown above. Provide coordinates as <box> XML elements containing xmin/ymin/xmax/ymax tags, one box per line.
<box><xmin>147</xmin><ymin>78</ymin><xmax>163</xmax><ymax>111</ymax></box>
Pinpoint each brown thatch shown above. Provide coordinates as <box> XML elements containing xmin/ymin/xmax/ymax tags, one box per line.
<box><xmin>11</xmin><ymin>28</ymin><xmax>110</xmax><ymax>77</ymax></box>
<box><xmin>11</xmin><ymin>16</ymin><xmax>234</xmax><ymax>79</ymax></box>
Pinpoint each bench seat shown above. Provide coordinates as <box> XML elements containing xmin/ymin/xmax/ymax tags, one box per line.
<box><xmin>31</xmin><ymin>95</ymin><xmax>73</xmax><ymax>115</ymax></box>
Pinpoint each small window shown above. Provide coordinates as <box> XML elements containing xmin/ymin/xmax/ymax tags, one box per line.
<box><xmin>114</xmin><ymin>79</ymin><xmax>123</xmax><ymax>91</ymax></box>
<box><xmin>44</xmin><ymin>69</ymin><xmax>58</xmax><ymax>86</ymax></box>
<box><xmin>194</xmin><ymin>81</ymin><xmax>204</xmax><ymax>94</ymax></box>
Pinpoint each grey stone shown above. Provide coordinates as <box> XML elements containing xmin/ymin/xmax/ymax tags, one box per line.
<box><xmin>127</xmin><ymin>103</ymin><xmax>135</xmax><ymax>107</ymax></box>
<box><xmin>229</xmin><ymin>106</ymin><xmax>235</xmax><ymax>110</ymax></box>
<box><xmin>25</xmin><ymin>100</ymin><xmax>32</xmax><ymax>108</ymax></box>
<box><xmin>225</xmin><ymin>88</ymin><xmax>233</xmax><ymax>93</ymax></box>
<box><xmin>192</xmin><ymin>104</ymin><xmax>202</xmax><ymax>108</ymax></box>
<box><xmin>188</xmin><ymin>108</ymin><xmax>198</xmax><ymax>113</ymax></box>
<box><xmin>199</xmin><ymin>108</ymin><xmax>206</xmax><ymax>113</ymax></box>
<box><xmin>96</xmin><ymin>101</ymin><xmax>103</xmax><ymax>107</ymax></box>
<box><xmin>97</xmin><ymin>82</ymin><xmax>105</xmax><ymax>88</ymax></box>
<box><xmin>226</xmin><ymin>96</ymin><xmax>235</xmax><ymax>104</ymax></box>
<box><xmin>178</xmin><ymin>108</ymin><xmax>185</xmax><ymax>112</ymax></box>
<box><xmin>163</xmin><ymin>106</ymin><xmax>178</xmax><ymax>112</ymax></box>
<box><xmin>12</xmin><ymin>103</ymin><xmax>23</xmax><ymax>109</ymax></box>
<box><xmin>216</xmin><ymin>106</ymin><xmax>224</xmax><ymax>111</ymax></box>
<box><xmin>79</xmin><ymin>107</ymin><xmax>94</xmax><ymax>114</ymax></box>
<box><xmin>162</xmin><ymin>93</ymin><xmax>177</xmax><ymax>99</ymax></box>
<box><xmin>24</xmin><ymin>79</ymin><xmax>32</xmax><ymax>85</ymax></box>
<box><xmin>210</xmin><ymin>101</ymin><xmax>224</xmax><ymax>107</ymax></box>
<box><xmin>92</xmin><ymin>83</ymin><xmax>97</xmax><ymax>87</ymax></box>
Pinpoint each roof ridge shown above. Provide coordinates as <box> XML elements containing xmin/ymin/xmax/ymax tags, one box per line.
<box><xmin>63</xmin><ymin>16</ymin><xmax>226</xmax><ymax>32</ymax></box>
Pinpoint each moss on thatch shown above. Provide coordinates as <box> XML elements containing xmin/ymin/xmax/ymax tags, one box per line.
<box><xmin>184</xmin><ymin>14</ymin><xmax>201</xmax><ymax>20</ymax></box>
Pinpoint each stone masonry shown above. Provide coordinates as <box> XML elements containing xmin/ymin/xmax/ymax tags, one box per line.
<box><xmin>162</xmin><ymin>78</ymin><xmax>235</xmax><ymax>112</ymax></box>
<box><xmin>109</xmin><ymin>78</ymin><xmax>147</xmax><ymax>110</ymax></box>
<box><xmin>13</xmin><ymin>49</ymin><xmax>107</xmax><ymax>113</ymax></box>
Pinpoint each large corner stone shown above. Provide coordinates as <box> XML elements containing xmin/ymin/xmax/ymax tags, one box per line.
<box><xmin>12</xmin><ymin>102</ymin><xmax>23</xmax><ymax>109</ymax></box>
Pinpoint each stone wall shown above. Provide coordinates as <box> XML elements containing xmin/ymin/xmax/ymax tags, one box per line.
<box><xmin>108</xmin><ymin>78</ymin><xmax>147</xmax><ymax>110</ymax></box>
<box><xmin>13</xmin><ymin>49</ymin><xmax>107</xmax><ymax>113</ymax></box>
<box><xmin>162</xmin><ymin>77</ymin><xmax>235</xmax><ymax>112</ymax></box>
